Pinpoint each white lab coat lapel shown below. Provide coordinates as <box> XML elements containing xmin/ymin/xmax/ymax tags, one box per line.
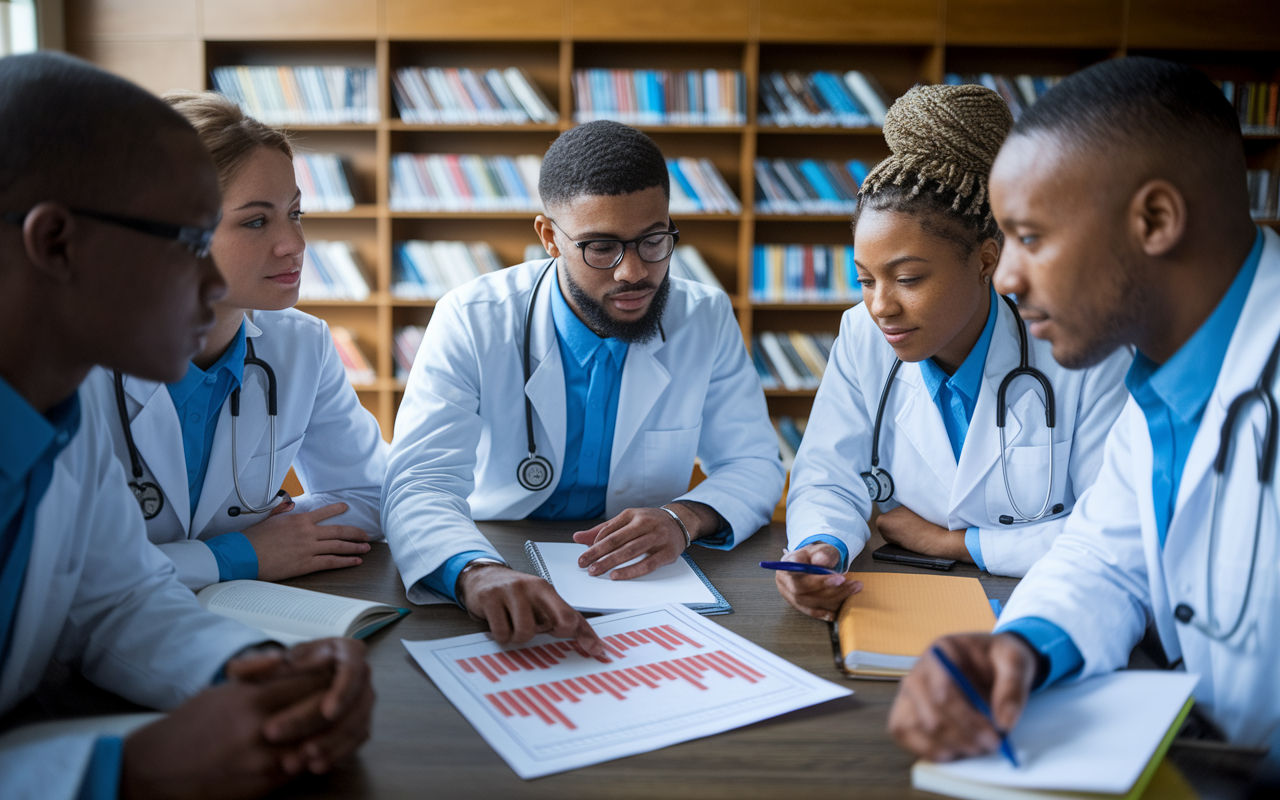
<box><xmin>121</xmin><ymin>375</ymin><xmax>191</xmax><ymax>532</ymax></box>
<box><xmin>892</xmin><ymin>365</ymin><xmax>958</xmax><ymax>489</ymax></box>
<box><xmin>191</xmin><ymin>318</ymin><xmax>269</xmax><ymax>533</ymax></box>
<box><xmin>952</xmin><ymin>299</ymin><xmax>1025</xmax><ymax>506</ymax></box>
<box><xmin>523</xmin><ymin>270</ymin><xmax>567</xmax><ymax>478</ymax></box>
<box><xmin>611</xmin><ymin>333</ymin><xmax>670</xmax><ymax>473</ymax></box>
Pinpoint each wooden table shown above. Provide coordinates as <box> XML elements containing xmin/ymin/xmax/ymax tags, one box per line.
<box><xmin>274</xmin><ymin>521</ymin><xmax>1020</xmax><ymax>799</ymax></box>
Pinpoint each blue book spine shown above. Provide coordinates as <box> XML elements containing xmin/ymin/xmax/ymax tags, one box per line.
<box><xmin>798</xmin><ymin>160</ymin><xmax>839</xmax><ymax>201</ymax></box>
<box><xmin>667</xmin><ymin>159</ymin><xmax>701</xmax><ymax>209</ymax></box>
<box><xmin>847</xmin><ymin>160</ymin><xmax>870</xmax><ymax>187</ymax></box>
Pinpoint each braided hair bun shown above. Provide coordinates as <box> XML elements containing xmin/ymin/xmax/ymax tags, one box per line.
<box><xmin>860</xmin><ymin>83</ymin><xmax>1008</xmax><ymax>229</ymax></box>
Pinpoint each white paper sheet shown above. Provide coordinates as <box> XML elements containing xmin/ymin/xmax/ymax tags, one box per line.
<box><xmin>530</xmin><ymin>541</ymin><xmax>716</xmax><ymax>612</ymax></box>
<box><xmin>403</xmin><ymin>603</ymin><xmax>852</xmax><ymax>779</ymax></box>
<box><xmin>925</xmin><ymin>671</ymin><xmax>1199</xmax><ymax>793</ymax></box>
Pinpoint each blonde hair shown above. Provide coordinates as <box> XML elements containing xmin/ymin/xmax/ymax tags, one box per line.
<box><xmin>162</xmin><ymin>90</ymin><xmax>292</xmax><ymax>188</ymax></box>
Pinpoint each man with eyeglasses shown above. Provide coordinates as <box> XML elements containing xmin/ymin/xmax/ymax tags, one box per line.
<box><xmin>384</xmin><ymin>121</ymin><xmax>784</xmax><ymax>650</ymax></box>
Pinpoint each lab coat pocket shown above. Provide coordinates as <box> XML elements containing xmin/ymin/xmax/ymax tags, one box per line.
<box><xmin>643</xmin><ymin>426</ymin><xmax>702</xmax><ymax>502</ymax></box>
<box><xmin>985</xmin><ymin>438</ymin><xmax>1072</xmax><ymax>525</ymax></box>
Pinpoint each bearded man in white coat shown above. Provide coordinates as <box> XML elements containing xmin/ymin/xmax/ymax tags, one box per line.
<box><xmin>384</xmin><ymin>121</ymin><xmax>784</xmax><ymax>653</ymax></box>
<box><xmin>888</xmin><ymin>56</ymin><xmax>1280</xmax><ymax>783</ymax></box>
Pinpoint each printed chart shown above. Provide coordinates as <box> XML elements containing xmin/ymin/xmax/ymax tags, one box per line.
<box><xmin>404</xmin><ymin>603</ymin><xmax>852</xmax><ymax>778</ymax></box>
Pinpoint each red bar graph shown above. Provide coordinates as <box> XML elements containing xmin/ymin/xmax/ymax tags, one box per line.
<box><xmin>482</xmin><ymin>649</ymin><xmax>766</xmax><ymax>730</ymax></box>
<box><xmin>457</xmin><ymin>626</ymin><xmax>705</xmax><ymax>684</ymax></box>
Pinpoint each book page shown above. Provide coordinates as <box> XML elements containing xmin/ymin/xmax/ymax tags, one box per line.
<box><xmin>197</xmin><ymin>580</ymin><xmax>381</xmax><ymax>641</ymax></box>
<box><xmin>530</xmin><ymin>542</ymin><xmax>715</xmax><ymax>612</ymax></box>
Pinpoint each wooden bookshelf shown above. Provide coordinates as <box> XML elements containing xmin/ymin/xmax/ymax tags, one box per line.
<box><xmin>67</xmin><ymin>0</ymin><xmax>1280</xmax><ymax>452</ymax></box>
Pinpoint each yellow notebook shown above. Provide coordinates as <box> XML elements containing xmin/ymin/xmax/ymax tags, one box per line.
<box><xmin>832</xmin><ymin>572</ymin><xmax>997</xmax><ymax>679</ymax></box>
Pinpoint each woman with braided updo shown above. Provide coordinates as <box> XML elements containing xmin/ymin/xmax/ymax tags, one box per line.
<box><xmin>776</xmin><ymin>84</ymin><xmax>1134</xmax><ymax>618</ymax></box>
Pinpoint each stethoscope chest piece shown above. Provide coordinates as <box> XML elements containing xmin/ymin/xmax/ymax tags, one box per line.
<box><xmin>129</xmin><ymin>480</ymin><xmax>164</xmax><ymax>520</ymax></box>
<box><xmin>517</xmin><ymin>454</ymin><xmax>554</xmax><ymax>492</ymax></box>
<box><xmin>862</xmin><ymin>466</ymin><xmax>894</xmax><ymax>503</ymax></box>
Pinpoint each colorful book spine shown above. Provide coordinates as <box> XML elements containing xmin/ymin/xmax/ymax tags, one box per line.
<box><xmin>393</xmin><ymin>325</ymin><xmax>427</xmax><ymax>379</ymax></box>
<box><xmin>329</xmin><ymin>326</ymin><xmax>376</xmax><ymax>385</ymax></box>
<box><xmin>211</xmin><ymin>66</ymin><xmax>379</xmax><ymax>125</ymax></box>
<box><xmin>667</xmin><ymin>158</ymin><xmax>741</xmax><ymax>214</ymax></box>
<box><xmin>771</xmin><ymin>415</ymin><xmax>809</xmax><ymax>470</ymax></box>
<box><xmin>753</xmin><ymin>160</ymin><xmax>866</xmax><ymax>216</ymax></box>
<box><xmin>572</xmin><ymin>69</ymin><xmax>746</xmax><ymax>126</ymax></box>
<box><xmin>391</xmin><ymin>67</ymin><xmax>557</xmax><ymax>125</ymax></box>
<box><xmin>943</xmin><ymin>73</ymin><xmax>1063</xmax><ymax>121</ymax></box>
<box><xmin>751</xmin><ymin>244</ymin><xmax>860</xmax><ymax>303</ymax></box>
<box><xmin>1218</xmin><ymin>80</ymin><xmax>1280</xmax><ymax>134</ymax></box>
<box><xmin>392</xmin><ymin>240</ymin><xmax>505</xmax><ymax>300</ymax></box>
<box><xmin>1247</xmin><ymin>168</ymin><xmax>1277</xmax><ymax>220</ymax></box>
<box><xmin>294</xmin><ymin>153</ymin><xmax>355</xmax><ymax>212</ymax></box>
<box><xmin>389</xmin><ymin>153</ymin><xmax>543</xmax><ymax>212</ymax></box>
<box><xmin>299</xmin><ymin>241</ymin><xmax>370</xmax><ymax>301</ymax></box>
<box><xmin>759</xmin><ymin>70</ymin><xmax>888</xmax><ymax>128</ymax></box>
<box><xmin>752</xmin><ymin>331</ymin><xmax>836</xmax><ymax>392</ymax></box>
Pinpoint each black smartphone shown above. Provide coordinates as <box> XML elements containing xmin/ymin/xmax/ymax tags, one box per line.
<box><xmin>871</xmin><ymin>543</ymin><xmax>956</xmax><ymax>571</ymax></box>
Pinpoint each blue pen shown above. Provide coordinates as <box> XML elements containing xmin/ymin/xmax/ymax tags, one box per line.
<box><xmin>930</xmin><ymin>646</ymin><xmax>1020</xmax><ymax>768</ymax></box>
<box><xmin>759</xmin><ymin>561</ymin><xmax>837</xmax><ymax>575</ymax></box>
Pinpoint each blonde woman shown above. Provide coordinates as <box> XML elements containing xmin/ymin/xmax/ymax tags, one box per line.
<box><xmin>84</xmin><ymin>91</ymin><xmax>387</xmax><ymax>590</ymax></box>
<box><xmin>777</xmin><ymin>84</ymin><xmax>1133</xmax><ymax>619</ymax></box>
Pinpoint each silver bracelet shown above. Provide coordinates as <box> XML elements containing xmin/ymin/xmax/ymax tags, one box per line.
<box><xmin>660</xmin><ymin>504</ymin><xmax>692</xmax><ymax>550</ymax></box>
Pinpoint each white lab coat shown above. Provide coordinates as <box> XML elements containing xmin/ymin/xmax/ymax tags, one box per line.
<box><xmin>0</xmin><ymin>390</ymin><xmax>268</xmax><ymax>800</ymax></box>
<box><xmin>81</xmin><ymin>308</ymin><xmax>388</xmax><ymax>590</ymax></box>
<box><xmin>384</xmin><ymin>259</ymin><xmax>785</xmax><ymax>603</ymax></box>
<box><xmin>1001</xmin><ymin>227</ymin><xmax>1280</xmax><ymax>759</ymax></box>
<box><xmin>787</xmin><ymin>295</ymin><xmax>1132</xmax><ymax>577</ymax></box>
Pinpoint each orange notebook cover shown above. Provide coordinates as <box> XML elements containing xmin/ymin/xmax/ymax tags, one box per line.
<box><xmin>832</xmin><ymin>572</ymin><xmax>997</xmax><ymax>679</ymax></box>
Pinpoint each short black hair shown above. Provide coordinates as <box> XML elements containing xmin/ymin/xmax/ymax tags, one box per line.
<box><xmin>1012</xmin><ymin>57</ymin><xmax>1246</xmax><ymax>198</ymax></box>
<box><xmin>538</xmin><ymin>120</ymin><xmax>669</xmax><ymax>209</ymax></box>
<box><xmin>0</xmin><ymin>52</ymin><xmax>195</xmax><ymax>214</ymax></box>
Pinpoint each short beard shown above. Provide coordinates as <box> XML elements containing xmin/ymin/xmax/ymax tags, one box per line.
<box><xmin>1054</xmin><ymin>247</ymin><xmax>1149</xmax><ymax>369</ymax></box>
<box><xmin>564</xmin><ymin>265</ymin><xmax>670</xmax><ymax>344</ymax></box>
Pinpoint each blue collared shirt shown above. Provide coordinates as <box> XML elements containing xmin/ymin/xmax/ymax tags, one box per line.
<box><xmin>1000</xmin><ymin>228</ymin><xmax>1264</xmax><ymax>691</ymax></box>
<box><xmin>797</xmin><ymin>289</ymin><xmax>999</xmax><ymax>570</ymax></box>
<box><xmin>166</xmin><ymin>321</ymin><xmax>257</xmax><ymax>581</ymax></box>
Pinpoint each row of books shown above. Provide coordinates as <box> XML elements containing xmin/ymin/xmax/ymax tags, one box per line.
<box><xmin>211</xmin><ymin>66</ymin><xmax>379</xmax><ymax>125</ymax></box>
<box><xmin>389</xmin><ymin>153</ymin><xmax>543</xmax><ymax>212</ymax></box>
<box><xmin>1248</xmin><ymin>169</ymin><xmax>1277</xmax><ymax>221</ymax></box>
<box><xmin>772</xmin><ymin>416</ymin><xmax>808</xmax><ymax>470</ymax></box>
<box><xmin>299</xmin><ymin>241</ymin><xmax>370</xmax><ymax>301</ymax></box>
<box><xmin>943</xmin><ymin>73</ymin><xmax>1062</xmax><ymax>121</ymax></box>
<box><xmin>753</xmin><ymin>331</ymin><xmax>836</xmax><ymax>392</ymax></box>
<box><xmin>758</xmin><ymin>70</ymin><xmax>890</xmax><ymax>129</ymax></box>
<box><xmin>330</xmin><ymin>326</ymin><xmax>376</xmax><ymax>385</ymax></box>
<box><xmin>295</xmin><ymin>153</ymin><xmax>355</xmax><ymax>212</ymax></box>
<box><xmin>752</xmin><ymin>244</ymin><xmax>861</xmax><ymax>304</ymax></box>
<box><xmin>394</xmin><ymin>325</ymin><xmax>427</xmax><ymax>379</ymax></box>
<box><xmin>668</xmin><ymin>158</ymin><xmax>741</xmax><ymax>214</ymax></box>
<box><xmin>754</xmin><ymin>158</ymin><xmax>870</xmax><ymax>216</ymax></box>
<box><xmin>1220</xmin><ymin>81</ymin><xmax>1280</xmax><ymax>133</ymax></box>
<box><xmin>573</xmin><ymin>69</ymin><xmax>747</xmax><ymax>126</ymax></box>
<box><xmin>391</xmin><ymin>67</ymin><xmax>557</xmax><ymax>125</ymax></box>
<box><xmin>522</xmin><ymin>243</ymin><xmax>726</xmax><ymax>293</ymax></box>
<box><xmin>393</xmin><ymin>240</ymin><xmax>504</xmax><ymax>299</ymax></box>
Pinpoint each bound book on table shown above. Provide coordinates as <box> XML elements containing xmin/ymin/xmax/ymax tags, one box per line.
<box><xmin>196</xmin><ymin>580</ymin><xmax>409</xmax><ymax>645</ymax></box>
<box><xmin>832</xmin><ymin>572</ymin><xmax>996</xmax><ymax>678</ymax></box>
<box><xmin>525</xmin><ymin>541</ymin><xmax>731</xmax><ymax>615</ymax></box>
<box><xmin>912</xmin><ymin>671</ymin><xmax>1199</xmax><ymax>800</ymax></box>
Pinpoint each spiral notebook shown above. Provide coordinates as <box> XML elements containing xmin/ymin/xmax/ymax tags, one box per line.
<box><xmin>524</xmin><ymin>541</ymin><xmax>732</xmax><ymax>615</ymax></box>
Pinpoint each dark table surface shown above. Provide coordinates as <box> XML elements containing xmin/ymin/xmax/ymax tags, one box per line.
<box><xmin>269</xmin><ymin>521</ymin><xmax>1020</xmax><ymax>799</ymax></box>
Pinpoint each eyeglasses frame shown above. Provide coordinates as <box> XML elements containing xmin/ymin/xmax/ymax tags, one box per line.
<box><xmin>547</xmin><ymin>218</ymin><xmax>681</xmax><ymax>270</ymax></box>
<box><xmin>2</xmin><ymin>206</ymin><xmax>219</xmax><ymax>259</ymax></box>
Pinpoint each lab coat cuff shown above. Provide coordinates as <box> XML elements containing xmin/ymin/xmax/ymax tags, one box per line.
<box><xmin>996</xmin><ymin>616</ymin><xmax>1084</xmax><ymax>691</ymax></box>
<box><xmin>205</xmin><ymin>532</ymin><xmax>259</xmax><ymax>582</ymax></box>
<box><xmin>676</xmin><ymin>485</ymin><xmax>763</xmax><ymax>550</ymax></box>
<box><xmin>964</xmin><ymin>527</ymin><xmax>987</xmax><ymax>572</ymax></box>
<box><xmin>420</xmin><ymin>550</ymin><xmax>498</xmax><ymax>604</ymax></box>
<box><xmin>77</xmin><ymin>736</ymin><xmax>123</xmax><ymax>800</ymax></box>
<box><xmin>795</xmin><ymin>535</ymin><xmax>849</xmax><ymax>572</ymax></box>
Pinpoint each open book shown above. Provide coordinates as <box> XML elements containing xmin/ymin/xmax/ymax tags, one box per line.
<box><xmin>197</xmin><ymin>580</ymin><xmax>408</xmax><ymax>646</ymax></box>
<box><xmin>525</xmin><ymin>541</ymin><xmax>732</xmax><ymax>615</ymax></box>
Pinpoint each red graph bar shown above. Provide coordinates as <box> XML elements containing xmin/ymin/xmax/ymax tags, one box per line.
<box><xmin>488</xmin><ymin>693</ymin><xmax>513</xmax><ymax>717</ymax></box>
<box><xmin>498</xmin><ymin>690</ymin><xmax>528</xmax><ymax>717</ymax></box>
<box><xmin>661</xmin><ymin>625</ymin><xmax>704</xmax><ymax>649</ymax></box>
<box><xmin>481</xmin><ymin>654</ymin><xmax>507</xmax><ymax>676</ymax></box>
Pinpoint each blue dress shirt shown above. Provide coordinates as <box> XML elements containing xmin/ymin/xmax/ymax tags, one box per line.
<box><xmin>166</xmin><ymin>321</ymin><xmax>258</xmax><ymax>581</ymax></box>
<box><xmin>1000</xmin><ymin>228</ymin><xmax>1264</xmax><ymax>690</ymax></box>
<box><xmin>796</xmin><ymin>289</ymin><xmax>999</xmax><ymax>570</ymax></box>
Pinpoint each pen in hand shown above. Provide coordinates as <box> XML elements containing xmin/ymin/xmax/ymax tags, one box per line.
<box><xmin>759</xmin><ymin>561</ymin><xmax>837</xmax><ymax>576</ymax></box>
<box><xmin>930</xmin><ymin>645</ymin><xmax>1020</xmax><ymax>768</ymax></box>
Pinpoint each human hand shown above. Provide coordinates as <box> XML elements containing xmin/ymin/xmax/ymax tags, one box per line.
<box><xmin>120</xmin><ymin>668</ymin><xmax>333</xmax><ymax>799</ymax></box>
<box><xmin>571</xmin><ymin>507</ymin><xmax>691</xmax><ymax>580</ymax></box>
<box><xmin>456</xmin><ymin>565</ymin><xmax>606</xmax><ymax>659</ymax></box>
<box><xmin>242</xmin><ymin>501</ymin><xmax>371</xmax><ymax>581</ymax></box>
<box><xmin>876</xmin><ymin>506</ymin><xmax>971</xmax><ymax>562</ymax></box>
<box><xmin>224</xmin><ymin>638</ymin><xmax>374</xmax><ymax>775</ymax></box>
<box><xmin>773</xmin><ymin>543</ymin><xmax>862</xmax><ymax>621</ymax></box>
<box><xmin>888</xmin><ymin>633</ymin><xmax>1037</xmax><ymax>762</ymax></box>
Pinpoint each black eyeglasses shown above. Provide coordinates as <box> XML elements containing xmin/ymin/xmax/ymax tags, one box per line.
<box><xmin>549</xmin><ymin>219</ymin><xmax>680</xmax><ymax>270</ymax></box>
<box><xmin>3</xmin><ymin>207</ymin><xmax>218</xmax><ymax>259</ymax></box>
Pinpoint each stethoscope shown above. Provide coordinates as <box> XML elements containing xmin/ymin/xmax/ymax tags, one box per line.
<box><xmin>515</xmin><ymin>258</ymin><xmax>663</xmax><ymax>492</ymax></box>
<box><xmin>861</xmin><ymin>294</ymin><xmax>1064</xmax><ymax>525</ymax></box>
<box><xmin>1173</xmin><ymin>329</ymin><xmax>1280</xmax><ymax>641</ymax></box>
<box><xmin>113</xmin><ymin>337</ymin><xmax>284</xmax><ymax>520</ymax></box>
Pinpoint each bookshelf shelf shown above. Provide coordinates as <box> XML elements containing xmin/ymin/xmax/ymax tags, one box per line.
<box><xmin>68</xmin><ymin>0</ymin><xmax>1280</xmax><ymax>455</ymax></box>
<box><xmin>764</xmin><ymin>388</ymin><xmax>819</xmax><ymax>398</ymax></box>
